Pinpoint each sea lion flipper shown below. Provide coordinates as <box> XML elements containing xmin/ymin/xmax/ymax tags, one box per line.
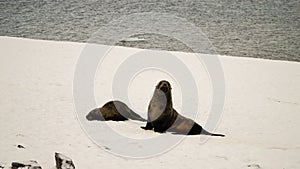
<box><xmin>201</xmin><ymin>128</ymin><xmax>225</xmax><ymax>137</ymax></box>
<box><xmin>141</xmin><ymin>122</ymin><xmax>153</xmax><ymax>130</ymax></box>
<box><xmin>211</xmin><ymin>133</ymin><xmax>225</xmax><ymax>137</ymax></box>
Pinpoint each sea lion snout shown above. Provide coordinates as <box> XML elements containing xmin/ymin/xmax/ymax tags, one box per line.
<box><xmin>160</xmin><ymin>84</ymin><xmax>169</xmax><ymax>93</ymax></box>
<box><xmin>86</xmin><ymin>108</ymin><xmax>102</xmax><ymax>121</ymax></box>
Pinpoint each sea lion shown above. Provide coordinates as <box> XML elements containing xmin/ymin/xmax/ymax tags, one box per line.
<box><xmin>86</xmin><ymin>100</ymin><xmax>146</xmax><ymax>122</ymax></box>
<box><xmin>141</xmin><ymin>80</ymin><xmax>225</xmax><ymax>137</ymax></box>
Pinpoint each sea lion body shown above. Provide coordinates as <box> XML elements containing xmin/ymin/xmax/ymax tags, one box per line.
<box><xmin>86</xmin><ymin>101</ymin><xmax>146</xmax><ymax>122</ymax></box>
<box><xmin>142</xmin><ymin>80</ymin><xmax>224</xmax><ymax>137</ymax></box>
<box><xmin>142</xmin><ymin>81</ymin><xmax>175</xmax><ymax>132</ymax></box>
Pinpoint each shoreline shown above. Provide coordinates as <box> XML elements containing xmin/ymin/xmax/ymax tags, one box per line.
<box><xmin>2</xmin><ymin>36</ymin><xmax>299</xmax><ymax>64</ymax></box>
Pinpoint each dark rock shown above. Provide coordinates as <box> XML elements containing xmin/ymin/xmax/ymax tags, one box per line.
<box><xmin>11</xmin><ymin>160</ymin><xmax>42</xmax><ymax>169</ymax></box>
<box><xmin>11</xmin><ymin>162</ymin><xmax>26</xmax><ymax>168</ymax></box>
<box><xmin>55</xmin><ymin>152</ymin><xmax>75</xmax><ymax>169</ymax></box>
<box><xmin>17</xmin><ymin>144</ymin><xmax>25</xmax><ymax>149</ymax></box>
<box><xmin>247</xmin><ymin>164</ymin><xmax>261</xmax><ymax>168</ymax></box>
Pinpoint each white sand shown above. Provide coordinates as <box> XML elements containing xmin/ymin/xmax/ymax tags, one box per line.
<box><xmin>0</xmin><ymin>36</ymin><xmax>299</xmax><ymax>169</ymax></box>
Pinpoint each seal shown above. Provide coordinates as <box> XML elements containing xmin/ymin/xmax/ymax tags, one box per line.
<box><xmin>86</xmin><ymin>100</ymin><xmax>146</xmax><ymax>122</ymax></box>
<box><xmin>141</xmin><ymin>80</ymin><xmax>225</xmax><ymax>137</ymax></box>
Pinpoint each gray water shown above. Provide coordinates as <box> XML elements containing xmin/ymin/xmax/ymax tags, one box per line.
<box><xmin>1</xmin><ymin>0</ymin><xmax>299</xmax><ymax>61</ymax></box>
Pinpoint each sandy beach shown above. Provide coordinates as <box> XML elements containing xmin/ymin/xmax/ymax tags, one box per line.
<box><xmin>0</xmin><ymin>36</ymin><xmax>299</xmax><ymax>168</ymax></box>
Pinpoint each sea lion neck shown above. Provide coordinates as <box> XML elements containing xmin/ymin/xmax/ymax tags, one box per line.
<box><xmin>152</xmin><ymin>88</ymin><xmax>173</xmax><ymax>109</ymax></box>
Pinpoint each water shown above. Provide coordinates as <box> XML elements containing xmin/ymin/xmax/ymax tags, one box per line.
<box><xmin>0</xmin><ymin>0</ymin><xmax>299</xmax><ymax>61</ymax></box>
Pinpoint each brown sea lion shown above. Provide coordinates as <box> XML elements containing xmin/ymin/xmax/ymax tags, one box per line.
<box><xmin>141</xmin><ymin>80</ymin><xmax>225</xmax><ymax>137</ymax></box>
<box><xmin>86</xmin><ymin>100</ymin><xmax>146</xmax><ymax>122</ymax></box>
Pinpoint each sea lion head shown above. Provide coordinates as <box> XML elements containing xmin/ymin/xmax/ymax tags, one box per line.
<box><xmin>156</xmin><ymin>80</ymin><xmax>172</xmax><ymax>94</ymax></box>
<box><xmin>86</xmin><ymin>108</ymin><xmax>104</xmax><ymax>121</ymax></box>
<box><xmin>154</xmin><ymin>80</ymin><xmax>172</xmax><ymax>103</ymax></box>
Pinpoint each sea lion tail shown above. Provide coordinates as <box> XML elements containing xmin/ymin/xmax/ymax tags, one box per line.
<box><xmin>127</xmin><ymin>110</ymin><xmax>146</xmax><ymax>122</ymax></box>
<box><xmin>129</xmin><ymin>114</ymin><xmax>147</xmax><ymax>122</ymax></box>
<box><xmin>120</xmin><ymin>104</ymin><xmax>146</xmax><ymax>122</ymax></box>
